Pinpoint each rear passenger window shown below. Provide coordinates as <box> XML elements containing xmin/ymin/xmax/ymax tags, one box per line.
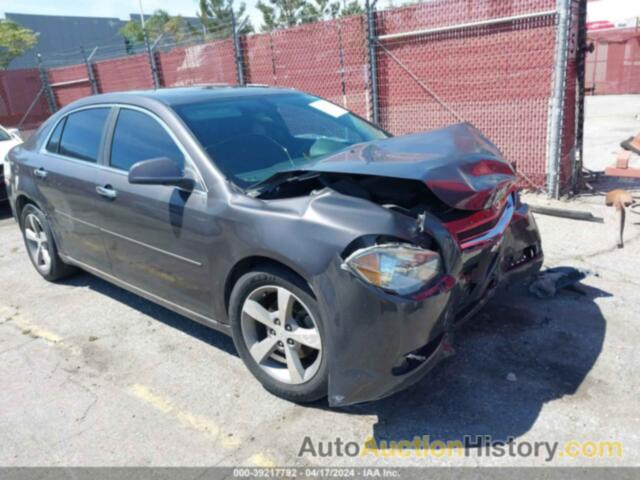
<box><xmin>46</xmin><ymin>118</ymin><xmax>65</xmax><ymax>153</ymax></box>
<box><xmin>110</xmin><ymin>109</ymin><xmax>184</xmax><ymax>172</ymax></box>
<box><xmin>59</xmin><ymin>108</ymin><xmax>109</xmax><ymax>163</ymax></box>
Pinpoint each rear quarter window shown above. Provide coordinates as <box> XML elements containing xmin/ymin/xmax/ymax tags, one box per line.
<box><xmin>46</xmin><ymin>118</ymin><xmax>66</xmax><ymax>153</ymax></box>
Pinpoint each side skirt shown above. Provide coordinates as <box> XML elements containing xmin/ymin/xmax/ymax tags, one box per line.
<box><xmin>61</xmin><ymin>254</ymin><xmax>232</xmax><ymax>336</ymax></box>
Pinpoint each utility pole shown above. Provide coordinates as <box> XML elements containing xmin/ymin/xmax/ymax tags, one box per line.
<box><xmin>139</xmin><ymin>0</ymin><xmax>146</xmax><ymax>28</ymax></box>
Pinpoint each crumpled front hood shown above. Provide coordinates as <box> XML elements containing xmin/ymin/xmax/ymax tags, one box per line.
<box><xmin>300</xmin><ymin>123</ymin><xmax>516</xmax><ymax>210</ymax></box>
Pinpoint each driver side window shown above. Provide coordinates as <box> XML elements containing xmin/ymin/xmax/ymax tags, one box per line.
<box><xmin>110</xmin><ymin>109</ymin><xmax>185</xmax><ymax>172</ymax></box>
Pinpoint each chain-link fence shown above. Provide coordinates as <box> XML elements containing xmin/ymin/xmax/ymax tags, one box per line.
<box><xmin>0</xmin><ymin>0</ymin><xmax>586</xmax><ymax>197</ymax></box>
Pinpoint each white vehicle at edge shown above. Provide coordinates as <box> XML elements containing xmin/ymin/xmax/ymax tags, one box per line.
<box><xmin>1</xmin><ymin>125</ymin><xmax>22</xmax><ymax>201</ymax></box>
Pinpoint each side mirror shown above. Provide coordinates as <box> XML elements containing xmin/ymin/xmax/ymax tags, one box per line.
<box><xmin>7</xmin><ymin>128</ymin><xmax>21</xmax><ymax>141</ymax></box>
<box><xmin>128</xmin><ymin>157</ymin><xmax>195</xmax><ymax>190</ymax></box>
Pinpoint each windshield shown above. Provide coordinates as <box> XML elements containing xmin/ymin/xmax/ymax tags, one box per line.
<box><xmin>173</xmin><ymin>92</ymin><xmax>388</xmax><ymax>188</ymax></box>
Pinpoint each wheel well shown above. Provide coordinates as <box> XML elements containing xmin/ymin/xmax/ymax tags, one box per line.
<box><xmin>14</xmin><ymin>195</ymin><xmax>37</xmax><ymax>225</ymax></box>
<box><xmin>224</xmin><ymin>256</ymin><xmax>314</xmax><ymax>314</ymax></box>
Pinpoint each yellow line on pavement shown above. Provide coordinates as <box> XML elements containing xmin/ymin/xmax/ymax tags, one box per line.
<box><xmin>130</xmin><ymin>384</ymin><xmax>221</xmax><ymax>437</ymax></box>
<box><xmin>17</xmin><ymin>322</ymin><xmax>63</xmax><ymax>344</ymax></box>
<box><xmin>129</xmin><ymin>383</ymin><xmax>269</xmax><ymax>457</ymax></box>
<box><xmin>248</xmin><ymin>452</ymin><xmax>277</xmax><ymax>467</ymax></box>
<box><xmin>1</xmin><ymin>304</ymin><xmax>279</xmax><ymax>466</ymax></box>
<box><xmin>129</xmin><ymin>384</ymin><xmax>278</xmax><ymax>465</ymax></box>
<box><xmin>0</xmin><ymin>305</ymin><xmax>81</xmax><ymax>354</ymax></box>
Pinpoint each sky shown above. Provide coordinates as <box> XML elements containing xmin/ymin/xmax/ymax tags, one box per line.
<box><xmin>0</xmin><ymin>0</ymin><xmax>378</xmax><ymax>28</ymax></box>
<box><xmin>0</xmin><ymin>0</ymin><xmax>274</xmax><ymax>29</ymax></box>
<box><xmin>1</xmin><ymin>0</ymin><xmax>639</xmax><ymax>31</ymax></box>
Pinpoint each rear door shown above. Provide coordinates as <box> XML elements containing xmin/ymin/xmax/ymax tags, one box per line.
<box><xmin>34</xmin><ymin>107</ymin><xmax>112</xmax><ymax>271</ymax></box>
<box><xmin>94</xmin><ymin>106</ymin><xmax>213</xmax><ymax>317</ymax></box>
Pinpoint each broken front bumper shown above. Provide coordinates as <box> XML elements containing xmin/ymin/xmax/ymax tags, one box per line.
<box><xmin>313</xmin><ymin>199</ymin><xmax>543</xmax><ymax>407</ymax></box>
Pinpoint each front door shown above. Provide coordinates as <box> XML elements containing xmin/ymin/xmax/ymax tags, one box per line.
<box><xmin>94</xmin><ymin>107</ymin><xmax>213</xmax><ymax>317</ymax></box>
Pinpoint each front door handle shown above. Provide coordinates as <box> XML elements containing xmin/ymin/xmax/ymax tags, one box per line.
<box><xmin>96</xmin><ymin>185</ymin><xmax>117</xmax><ymax>199</ymax></box>
<box><xmin>34</xmin><ymin>167</ymin><xmax>47</xmax><ymax>179</ymax></box>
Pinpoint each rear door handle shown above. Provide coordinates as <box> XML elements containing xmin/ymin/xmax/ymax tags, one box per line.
<box><xmin>34</xmin><ymin>167</ymin><xmax>47</xmax><ymax>179</ymax></box>
<box><xmin>96</xmin><ymin>185</ymin><xmax>117</xmax><ymax>199</ymax></box>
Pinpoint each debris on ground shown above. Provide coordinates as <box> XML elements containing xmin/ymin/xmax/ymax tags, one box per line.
<box><xmin>620</xmin><ymin>132</ymin><xmax>640</xmax><ymax>156</ymax></box>
<box><xmin>506</xmin><ymin>373</ymin><xmax>517</xmax><ymax>382</ymax></box>
<box><xmin>605</xmin><ymin>132</ymin><xmax>640</xmax><ymax>178</ymax></box>
<box><xmin>529</xmin><ymin>267</ymin><xmax>594</xmax><ymax>298</ymax></box>
<box><xmin>528</xmin><ymin>205</ymin><xmax>604</xmax><ymax>223</ymax></box>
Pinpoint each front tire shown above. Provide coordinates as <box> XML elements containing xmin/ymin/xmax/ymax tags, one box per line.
<box><xmin>229</xmin><ymin>266</ymin><xmax>328</xmax><ymax>403</ymax></box>
<box><xmin>20</xmin><ymin>204</ymin><xmax>76</xmax><ymax>282</ymax></box>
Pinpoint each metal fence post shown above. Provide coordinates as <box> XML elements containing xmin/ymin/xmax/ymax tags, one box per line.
<box><xmin>337</xmin><ymin>21</ymin><xmax>348</xmax><ymax>108</ymax></box>
<box><xmin>36</xmin><ymin>53</ymin><xmax>57</xmax><ymax>114</ymax></box>
<box><xmin>365</xmin><ymin>0</ymin><xmax>380</xmax><ymax>125</ymax></box>
<box><xmin>546</xmin><ymin>0</ymin><xmax>571</xmax><ymax>199</ymax></box>
<box><xmin>269</xmin><ymin>33</ymin><xmax>277</xmax><ymax>85</ymax></box>
<box><xmin>572</xmin><ymin>0</ymin><xmax>589</xmax><ymax>193</ymax></box>
<box><xmin>80</xmin><ymin>46</ymin><xmax>99</xmax><ymax>94</ymax></box>
<box><xmin>144</xmin><ymin>31</ymin><xmax>161</xmax><ymax>89</ymax></box>
<box><xmin>231</xmin><ymin>9</ymin><xmax>245</xmax><ymax>86</ymax></box>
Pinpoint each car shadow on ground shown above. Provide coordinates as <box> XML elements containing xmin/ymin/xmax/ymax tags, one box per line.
<box><xmin>59</xmin><ymin>272</ymin><xmax>237</xmax><ymax>356</ymax></box>
<box><xmin>339</xmin><ymin>280</ymin><xmax>609</xmax><ymax>445</ymax></box>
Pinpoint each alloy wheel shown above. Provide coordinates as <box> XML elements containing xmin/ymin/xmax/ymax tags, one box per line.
<box><xmin>24</xmin><ymin>213</ymin><xmax>52</xmax><ymax>275</ymax></box>
<box><xmin>241</xmin><ymin>285</ymin><xmax>322</xmax><ymax>385</ymax></box>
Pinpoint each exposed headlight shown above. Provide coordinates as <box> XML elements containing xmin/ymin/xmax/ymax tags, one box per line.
<box><xmin>342</xmin><ymin>243</ymin><xmax>441</xmax><ymax>295</ymax></box>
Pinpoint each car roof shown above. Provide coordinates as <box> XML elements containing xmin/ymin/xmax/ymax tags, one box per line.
<box><xmin>65</xmin><ymin>86</ymin><xmax>299</xmax><ymax>110</ymax></box>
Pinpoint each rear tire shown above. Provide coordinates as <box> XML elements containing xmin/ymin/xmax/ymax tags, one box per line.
<box><xmin>20</xmin><ymin>204</ymin><xmax>76</xmax><ymax>282</ymax></box>
<box><xmin>229</xmin><ymin>266</ymin><xmax>328</xmax><ymax>404</ymax></box>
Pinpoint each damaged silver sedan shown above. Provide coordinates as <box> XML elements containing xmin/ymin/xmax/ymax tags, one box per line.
<box><xmin>5</xmin><ymin>87</ymin><xmax>543</xmax><ymax>406</ymax></box>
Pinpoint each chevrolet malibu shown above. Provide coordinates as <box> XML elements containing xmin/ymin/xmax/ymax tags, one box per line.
<box><xmin>5</xmin><ymin>87</ymin><xmax>543</xmax><ymax>406</ymax></box>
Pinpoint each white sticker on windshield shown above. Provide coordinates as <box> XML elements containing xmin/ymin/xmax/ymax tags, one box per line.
<box><xmin>309</xmin><ymin>99</ymin><xmax>348</xmax><ymax>118</ymax></box>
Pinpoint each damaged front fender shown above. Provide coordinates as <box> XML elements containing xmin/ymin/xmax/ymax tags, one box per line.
<box><xmin>306</xmin><ymin>195</ymin><xmax>542</xmax><ymax>407</ymax></box>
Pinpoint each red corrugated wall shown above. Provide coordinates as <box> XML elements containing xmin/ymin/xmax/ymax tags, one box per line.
<box><xmin>93</xmin><ymin>54</ymin><xmax>154</xmax><ymax>93</ymax></box>
<box><xmin>243</xmin><ymin>34</ymin><xmax>276</xmax><ymax>86</ymax></box>
<box><xmin>243</xmin><ymin>16</ymin><xmax>369</xmax><ymax>119</ymax></box>
<box><xmin>0</xmin><ymin>68</ymin><xmax>49</xmax><ymax>128</ymax></box>
<box><xmin>157</xmin><ymin>39</ymin><xmax>236</xmax><ymax>87</ymax></box>
<box><xmin>47</xmin><ymin>65</ymin><xmax>92</xmax><ymax>108</ymax></box>
<box><xmin>586</xmin><ymin>28</ymin><xmax>640</xmax><ymax>95</ymax></box>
